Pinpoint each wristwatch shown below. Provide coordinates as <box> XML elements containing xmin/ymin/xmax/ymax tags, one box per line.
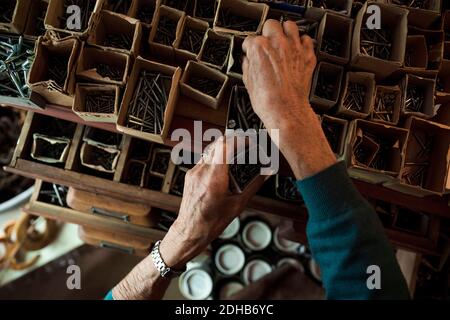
<box><xmin>151</xmin><ymin>240</ymin><xmax>186</xmax><ymax>278</ymax></box>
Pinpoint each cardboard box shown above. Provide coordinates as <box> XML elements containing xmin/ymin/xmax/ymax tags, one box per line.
<box><xmin>197</xmin><ymin>29</ymin><xmax>232</xmax><ymax>70</ymax></box>
<box><xmin>28</xmin><ymin>36</ymin><xmax>81</xmax><ymax>108</ymax></box>
<box><xmin>307</xmin><ymin>0</ymin><xmax>352</xmax><ymax>17</ymax></box>
<box><xmin>76</xmin><ymin>44</ymin><xmax>130</xmax><ymax>86</ymax></box>
<box><xmin>317</xmin><ymin>12</ymin><xmax>353</xmax><ymax>65</ymax></box>
<box><xmin>309</xmin><ymin>61</ymin><xmax>344</xmax><ymax>111</ymax></box>
<box><xmin>392</xmin><ymin>0</ymin><xmax>441</xmax><ymax>29</ymax></box>
<box><xmin>31</xmin><ymin>133</ymin><xmax>71</xmax><ymax>164</ymax></box>
<box><xmin>194</xmin><ymin>0</ymin><xmax>218</xmax><ymax>23</ymax></box>
<box><xmin>129</xmin><ymin>0</ymin><xmax>160</xmax><ymax>25</ymax></box>
<box><xmin>45</xmin><ymin>0</ymin><xmax>104</xmax><ymax>37</ymax></box>
<box><xmin>336</xmin><ymin>72</ymin><xmax>375</xmax><ymax>119</ymax></box>
<box><xmin>403</xmin><ymin>35</ymin><xmax>428</xmax><ymax>70</ymax></box>
<box><xmin>73</xmin><ymin>84</ymin><xmax>120</xmax><ymax>123</ymax></box>
<box><xmin>87</xmin><ymin>10</ymin><xmax>142</xmax><ymax>56</ymax></box>
<box><xmin>116</xmin><ymin>57</ymin><xmax>182</xmax><ymax>144</ymax></box>
<box><xmin>227</xmin><ymin>35</ymin><xmax>245</xmax><ymax>80</ymax></box>
<box><xmin>0</xmin><ymin>0</ymin><xmax>32</xmax><ymax>34</ymax></box>
<box><xmin>23</xmin><ymin>0</ymin><xmax>49</xmax><ymax>37</ymax></box>
<box><xmin>346</xmin><ymin>120</ymin><xmax>409</xmax><ymax>184</ymax></box>
<box><xmin>180</xmin><ymin>61</ymin><xmax>229</xmax><ymax>110</ymax></box>
<box><xmin>384</xmin><ymin>117</ymin><xmax>450</xmax><ymax>197</ymax></box>
<box><xmin>400</xmin><ymin>74</ymin><xmax>436</xmax><ymax>119</ymax></box>
<box><xmin>321</xmin><ymin>115</ymin><xmax>348</xmax><ymax>157</ymax></box>
<box><xmin>213</xmin><ymin>0</ymin><xmax>269</xmax><ymax>36</ymax></box>
<box><xmin>371</xmin><ymin>85</ymin><xmax>402</xmax><ymax>126</ymax></box>
<box><xmin>351</xmin><ymin>2</ymin><xmax>408</xmax><ymax>80</ymax></box>
<box><xmin>148</xmin><ymin>5</ymin><xmax>185</xmax><ymax>61</ymax></box>
<box><xmin>103</xmin><ymin>0</ymin><xmax>134</xmax><ymax>15</ymax></box>
<box><xmin>80</xmin><ymin>141</ymin><xmax>121</xmax><ymax>173</ymax></box>
<box><xmin>174</xmin><ymin>16</ymin><xmax>209</xmax><ymax>62</ymax></box>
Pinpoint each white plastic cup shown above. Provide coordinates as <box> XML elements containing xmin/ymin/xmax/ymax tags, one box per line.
<box><xmin>241</xmin><ymin>258</ymin><xmax>273</xmax><ymax>285</ymax></box>
<box><xmin>219</xmin><ymin>218</ymin><xmax>240</xmax><ymax>240</ymax></box>
<box><xmin>214</xmin><ymin>243</ymin><xmax>246</xmax><ymax>276</ymax></box>
<box><xmin>241</xmin><ymin>220</ymin><xmax>272</xmax><ymax>252</ymax></box>
<box><xmin>272</xmin><ymin>227</ymin><xmax>302</xmax><ymax>254</ymax></box>
<box><xmin>276</xmin><ymin>257</ymin><xmax>305</xmax><ymax>272</ymax></box>
<box><xmin>179</xmin><ymin>268</ymin><xmax>213</xmax><ymax>300</ymax></box>
<box><xmin>218</xmin><ymin>280</ymin><xmax>245</xmax><ymax>300</ymax></box>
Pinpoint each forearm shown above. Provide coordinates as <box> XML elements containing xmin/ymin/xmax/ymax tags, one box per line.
<box><xmin>298</xmin><ymin>162</ymin><xmax>410</xmax><ymax>299</ymax></box>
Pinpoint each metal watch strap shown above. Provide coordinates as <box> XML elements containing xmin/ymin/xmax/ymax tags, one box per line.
<box><xmin>151</xmin><ymin>240</ymin><xmax>186</xmax><ymax>278</ymax></box>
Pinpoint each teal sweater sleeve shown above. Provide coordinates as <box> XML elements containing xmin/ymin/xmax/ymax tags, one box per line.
<box><xmin>297</xmin><ymin>161</ymin><xmax>410</xmax><ymax>300</ymax></box>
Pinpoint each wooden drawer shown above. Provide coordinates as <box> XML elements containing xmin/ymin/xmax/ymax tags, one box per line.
<box><xmin>78</xmin><ymin>226</ymin><xmax>153</xmax><ymax>257</ymax></box>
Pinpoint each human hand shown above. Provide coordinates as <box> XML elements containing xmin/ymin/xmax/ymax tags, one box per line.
<box><xmin>242</xmin><ymin>20</ymin><xmax>336</xmax><ymax>180</ymax></box>
<box><xmin>159</xmin><ymin>136</ymin><xmax>265</xmax><ymax>269</ymax></box>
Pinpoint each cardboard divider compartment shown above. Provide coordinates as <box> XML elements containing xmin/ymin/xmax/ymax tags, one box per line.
<box><xmin>227</xmin><ymin>35</ymin><xmax>245</xmax><ymax>80</ymax></box>
<box><xmin>148</xmin><ymin>5</ymin><xmax>185</xmax><ymax>61</ymax></box>
<box><xmin>116</xmin><ymin>57</ymin><xmax>182</xmax><ymax>143</ymax></box>
<box><xmin>336</xmin><ymin>71</ymin><xmax>375</xmax><ymax>119</ymax></box>
<box><xmin>45</xmin><ymin>0</ymin><xmax>103</xmax><ymax>37</ymax></box>
<box><xmin>317</xmin><ymin>12</ymin><xmax>353</xmax><ymax>65</ymax></box>
<box><xmin>401</xmin><ymin>74</ymin><xmax>436</xmax><ymax>119</ymax></box>
<box><xmin>28</xmin><ymin>36</ymin><xmax>81</xmax><ymax>107</ymax></box>
<box><xmin>371</xmin><ymin>85</ymin><xmax>402</xmax><ymax>126</ymax></box>
<box><xmin>87</xmin><ymin>10</ymin><xmax>142</xmax><ymax>56</ymax></box>
<box><xmin>408</xmin><ymin>26</ymin><xmax>444</xmax><ymax>76</ymax></box>
<box><xmin>0</xmin><ymin>0</ymin><xmax>31</xmax><ymax>34</ymax></box>
<box><xmin>213</xmin><ymin>0</ymin><xmax>269</xmax><ymax>35</ymax></box>
<box><xmin>73</xmin><ymin>84</ymin><xmax>120</xmax><ymax>123</ymax></box>
<box><xmin>23</xmin><ymin>0</ymin><xmax>49</xmax><ymax>37</ymax></box>
<box><xmin>76</xmin><ymin>44</ymin><xmax>130</xmax><ymax>86</ymax></box>
<box><xmin>321</xmin><ymin>115</ymin><xmax>348</xmax><ymax>157</ymax></box>
<box><xmin>398</xmin><ymin>117</ymin><xmax>450</xmax><ymax>196</ymax></box>
<box><xmin>174</xmin><ymin>16</ymin><xmax>209</xmax><ymax>62</ymax></box>
<box><xmin>103</xmin><ymin>0</ymin><xmax>134</xmax><ymax>15</ymax></box>
<box><xmin>198</xmin><ymin>29</ymin><xmax>232</xmax><ymax>70</ymax></box>
<box><xmin>307</xmin><ymin>0</ymin><xmax>352</xmax><ymax>17</ymax></box>
<box><xmin>351</xmin><ymin>2</ymin><xmax>408</xmax><ymax>80</ymax></box>
<box><xmin>346</xmin><ymin>120</ymin><xmax>409</xmax><ymax>183</ymax></box>
<box><xmin>404</xmin><ymin>35</ymin><xmax>428</xmax><ymax>70</ymax></box>
<box><xmin>161</xmin><ymin>0</ymin><xmax>195</xmax><ymax>15</ymax></box>
<box><xmin>129</xmin><ymin>0</ymin><xmax>160</xmax><ymax>25</ymax></box>
<box><xmin>194</xmin><ymin>0</ymin><xmax>219</xmax><ymax>23</ymax></box>
<box><xmin>180</xmin><ymin>61</ymin><xmax>229</xmax><ymax>110</ymax></box>
<box><xmin>389</xmin><ymin>0</ymin><xmax>441</xmax><ymax>29</ymax></box>
<box><xmin>310</xmin><ymin>61</ymin><xmax>344</xmax><ymax>111</ymax></box>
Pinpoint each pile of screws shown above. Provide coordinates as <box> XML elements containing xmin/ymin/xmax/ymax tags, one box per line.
<box><xmin>217</xmin><ymin>8</ymin><xmax>260</xmax><ymax>32</ymax></box>
<box><xmin>322</xmin><ymin>121</ymin><xmax>342</xmax><ymax>153</ymax></box>
<box><xmin>164</xmin><ymin>0</ymin><xmax>195</xmax><ymax>15</ymax></box>
<box><xmin>179</xmin><ymin>27</ymin><xmax>205</xmax><ymax>54</ymax></box>
<box><xmin>374</xmin><ymin>90</ymin><xmax>397</xmax><ymax>123</ymax></box>
<box><xmin>390</xmin><ymin>0</ymin><xmax>432</xmax><ymax>9</ymax></box>
<box><xmin>96</xmin><ymin>63</ymin><xmax>123</xmax><ymax>81</ymax></box>
<box><xmin>103</xmin><ymin>33</ymin><xmax>132</xmax><ymax>49</ymax></box>
<box><xmin>343</xmin><ymin>82</ymin><xmax>366</xmax><ymax>113</ymax></box>
<box><xmin>38</xmin><ymin>183</ymin><xmax>69</xmax><ymax>207</ymax></box>
<box><xmin>321</xmin><ymin>38</ymin><xmax>342</xmax><ymax>56</ymax></box>
<box><xmin>275</xmin><ymin>176</ymin><xmax>303</xmax><ymax>202</ymax></box>
<box><xmin>154</xmin><ymin>16</ymin><xmax>178</xmax><ymax>46</ymax></box>
<box><xmin>0</xmin><ymin>0</ymin><xmax>15</xmax><ymax>23</ymax></box>
<box><xmin>195</xmin><ymin>0</ymin><xmax>217</xmax><ymax>20</ymax></box>
<box><xmin>85</xmin><ymin>146</ymin><xmax>118</xmax><ymax>172</ymax></box>
<box><xmin>201</xmin><ymin>36</ymin><xmax>230</xmax><ymax>68</ymax></box>
<box><xmin>360</xmin><ymin>28</ymin><xmax>392</xmax><ymax>60</ymax></box>
<box><xmin>127</xmin><ymin>71</ymin><xmax>171</xmax><ymax>135</ymax></box>
<box><xmin>405</xmin><ymin>86</ymin><xmax>425</xmax><ymax>113</ymax></box>
<box><xmin>85</xmin><ymin>91</ymin><xmax>116</xmax><ymax>114</ymax></box>
<box><xmin>189</xmin><ymin>76</ymin><xmax>222</xmax><ymax>97</ymax></box>
<box><xmin>365</xmin><ymin>132</ymin><xmax>396</xmax><ymax>172</ymax></box>
<box><xmin>402</xmin><ymin>132</ymin><xmax>433</xmax><ymax>187</ymax></box>
<box><xmin>62</xmin><ymin>0</ymin><xmax>96</xmax><ymax>31</ymax></box>
<box><xmin>34</xmin><ymin>137</ymin><xmax>69</xmax><ymax>161</ymax></box>
<box><xmin>228</xmin><ymin>86</ymin><xmax>261</xmax><ymax>131</ymax></box>
<box><xmin>0</xmin><ymin>35</ymin><xmax>35</xmax><ymax>98</ymax></box>
<box><xmin>107</xmin><ymin>0</ymin><xmax>132</xmax><ymax>15</ymax></box>
<box><xmin>46</xmin><ymin>54</ymin><xmax>69</xmax><ymax>88</ymax></box>
<box><xmin>315</xmin><ymin>72</ymin><xmax>337</xmax><ymax>101</ymax></box>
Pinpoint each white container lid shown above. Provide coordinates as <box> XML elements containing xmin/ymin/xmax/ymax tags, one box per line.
<box><xmin>241</xmin><ymin>220</ymin><xmax>272</xmax><ymax>252</ymax></box>
<box><xmin>276</xmin><ymin>257</ymin><xmax>305</xmax><ymax>272</ymax></box>
<box><xmin>219</xmin><ymin>281</ymin><xmax>245</xmax><ymax>300</ymax></box>
<box><xmin>214</xmin><ymin>243</ymin><xmax>246</xmax><ymax>276</ymax></box>
<box><xmin>309</xmin><ymin>259</ymin><xmax>322</xmax><ymax>282</ymax></box>
<box><xmin>219</xmin><ymin>218</ymin><xmax>240</xmax><ymax>240</ymax></box>
<box><xmin>242</xmin><ymin>259</ymin><xmax>273</xmax><ymax>285</ymax></box>
<box><xmin>179</xmin><ymin>268</ymin><xmax>213</xmax><ymax>300</ymax></box>
<box><xmin>273</xmin><ymin>227</ymin><xmax>302</xmax><ymax>254</ymax></box>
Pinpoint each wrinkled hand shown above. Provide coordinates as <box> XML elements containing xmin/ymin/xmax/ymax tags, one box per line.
<box><xmin>242</xmin><ymin>20</ymin><xmax>336</xmax><ymax>180</ymax></box>
<box><xmin>160</xmin><ymin>136</ymin><xmax>264</xmax><ymax>268</ymax></box>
